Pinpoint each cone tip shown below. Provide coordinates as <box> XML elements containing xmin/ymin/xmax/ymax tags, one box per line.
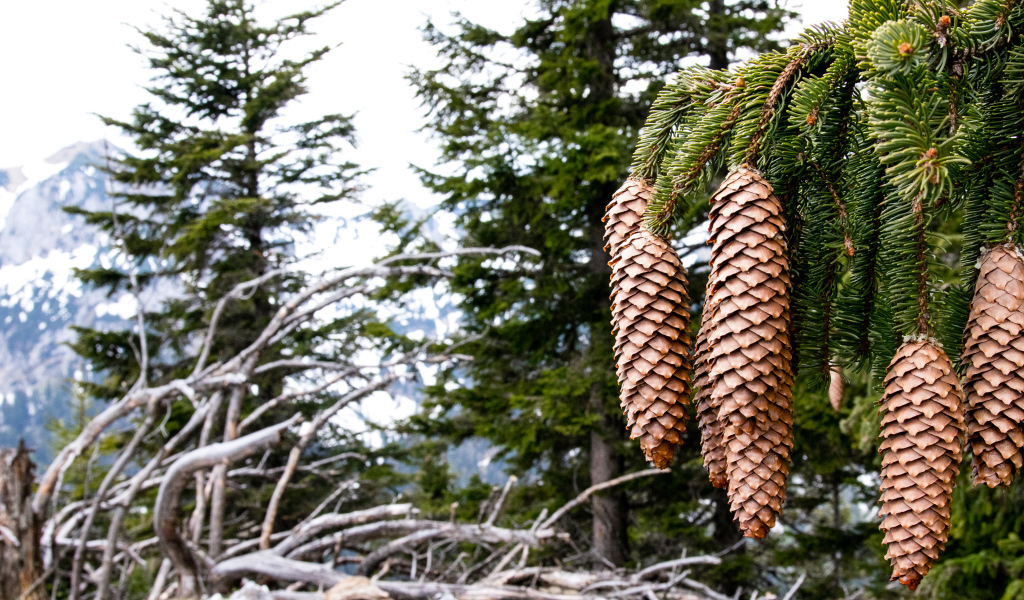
<box><xmin>897</xmin><ymin>573</ymin><xmax>922</xmax><ymax>591</ymax></box>
<box><xmin>743</xmin><ymin>527</ymin><xmax>769</xmax><ymax>541</ymax></box>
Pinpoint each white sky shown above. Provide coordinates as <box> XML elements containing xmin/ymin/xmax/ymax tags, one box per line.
<box><xmin>0</xmin><ymin>0</ymin><xmax>847</xmax><ymax>209</ymax></box>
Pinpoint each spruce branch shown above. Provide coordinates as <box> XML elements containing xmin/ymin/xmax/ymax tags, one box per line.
<box><xmin>744</xmin><ymin>48</ymin><xmax>819</xmax><ymax>166</ymax></box>
<box><xmin>643</xmin><ymin>83</ymin><xmax>743</xmax><ymax>236</ymax></box>
<box><xmin>628</xmin><ymin>68</ymin><xmax>728</xmax><ymax>183</ymax></box>
<box><xmin>810</xmin><ymin>161</ymin><xmax>855</xmax><ymax>257</ymax></box>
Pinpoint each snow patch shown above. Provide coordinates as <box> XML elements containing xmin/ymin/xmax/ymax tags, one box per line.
<box><xmin>0</xmin><ymin>158</ymin><xmax>70</xmax><ymax>230</ymax></box>
<box><xmin>0</xmin><ymin>244</ymin><xmax>98</xmax><ymax>307</ymax></box>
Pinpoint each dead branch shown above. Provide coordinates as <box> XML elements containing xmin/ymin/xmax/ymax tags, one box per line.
<box><xmin>154</xmin><ymin>415</ymin><xmax>300</xmax><ymax>597</ymax></box>
<box><xmin>14</xmin><ymin>245</ymin><xmax>764</xmax><ymax>600</ymax></box>
<box><xmin>70</xmin><ymin>405</ymin><xmax>157</xmax><ymax>600</ymax></box>
<box><xmin>271</xmin><ymin>504</ymin><xmax>414</xmax><ymax>557</ymax></box>
<box><xmin>258</xmin><ymin>378</ymin><xmax>397</xmax><ymax>552</ymax></box>
<box><xmin>541</xmin><ymin>468</ymin><xmax>669</xmax><ymax>529</ymax></box>
<box><xmin>781</xmin><ymin>572</ymin><xmax>807</xmax><ymax>600</ymax></box>
<box><xmin>193</xmin><ymin>269</ymin><xmax>289</xmax><ymax>377</ymax></box>
<box><xmin>213</xmin><ymin>553</ymin><xmax>718</xmax><ymax>600</ymax></box>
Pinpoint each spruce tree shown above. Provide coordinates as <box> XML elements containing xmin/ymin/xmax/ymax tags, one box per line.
<box><xmin>65</xmin><ymin>0</ymin><xmax>375</xmax><ymax>578</ymax></box>
<box><xmin>608</xmin><ymin>0</ymin><xmax>1024</xmax><ymax>592</ymax></box>
<box><xmin>409</xmin><ymin>0</ymin><xmax>791</xmax><ymax>567</ymax></box>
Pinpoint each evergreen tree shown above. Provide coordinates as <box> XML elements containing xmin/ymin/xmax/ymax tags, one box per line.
<box><xmin>64</xmin><ymin>0</ymin><xmax>388</xmax><ymax>580</ymax></box>
<box><xmin>409</xmin><ymin>0</ymin><xmax>791</xmax><ymax>568</ymax></box>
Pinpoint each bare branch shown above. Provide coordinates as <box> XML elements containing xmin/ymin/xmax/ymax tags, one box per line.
<box><xmin>212</xmin><ymin>554</ymin><xmax>604</xmax><ymax>600</ymax></box>
<box><xmin>485</xmin><ymin>476</ymin><xmax>517</xmax><ymax>526</ymax></box>
<box><xmin>259</xmin><ymin>377</ymin><xmax>397</xmax><ymax>549</ymax></box>
<box><xmin>72</xmin><ymin>405</ymin><xmax>157</xmax><ymax>600</ymax></box>
<box><xmin>781</xmin><ymin>572</ymin><xmax>807</xmax><ymax>600</ymax></box>
<box><xmin>193</xmin><ymin>268</ymin><xmax>289</xmax><ymax>378</ymax></box>
<box><xmin>154</xmin><ymin>415</ymin><xmax>300</xmax><ymax>597</ymax></box>
<box><xmin>355</xmin><ymin>521</ymin><xmax>557</xmax><ymax>576</ymax></box>
<box><xmin>375</xmin><ymin>245</ymin><xmax>541</xmax><ymax>267</ymax></box>
<box><xmin>238</xmin><ymin>369</ymin><xmax>360</xmax><ymax>435</ymax></box>
<box><xmin>541</xmin><ymin>469</ymin><xmax>669</xmax><ymax>529</ymax></box>
<box><xmin>271</xmin><ymin>504</ymin><xmax>414</xmax><ymax>557</ymax></box>
<box><xmin>34</xmin><ymin>390</ymin><xmax>157</xmax><ymax>515</ymax></box>
<box><xmin>252</xmin><ymin>359</ymin><xmax>353</xmax><ymax>375</ymax></box>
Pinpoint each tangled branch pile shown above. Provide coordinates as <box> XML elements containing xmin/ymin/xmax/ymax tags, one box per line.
<box><xmin>604</xmin><ymin>0</ymin><xmax>1024</xmax><ymax>589</ymax></box>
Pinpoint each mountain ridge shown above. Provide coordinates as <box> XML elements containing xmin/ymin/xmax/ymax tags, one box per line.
<box><xmin>0</xmin><ymin>141</ymin><xmax>129</xmax><ymax>460</ymax></box>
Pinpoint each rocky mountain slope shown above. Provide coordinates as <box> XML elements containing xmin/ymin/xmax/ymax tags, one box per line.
<box><xmin>0</xmin><ymin>141</ymin><xmax>133</xmax><ymax>460</ymax></box>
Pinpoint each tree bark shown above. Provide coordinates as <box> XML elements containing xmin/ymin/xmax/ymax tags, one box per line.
<box><xmin>707</xmin><ymin>0</ymin><xmax>730</xmax><ymax>71</ymax></box>
<box><xmin>709</xmin><ymin>485</ymin><xmax>742</xmax><ymax>547</ymax></box>
<box><xmin>588</xmin><ymin>385</ymin><xmax>628</xmax><ymax>568</ymax></box>
<box><xmin>0</xmin><ymin>441</ymin><xmax>45</xmax><ymax>600</ymax></box>
<box><xmin>587</xmin><ymin>175</ymin><xmax>628</xmax><ymax>567</ymax></box>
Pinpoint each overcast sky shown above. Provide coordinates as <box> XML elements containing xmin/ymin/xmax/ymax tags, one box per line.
<box><xmin>0</xmin><ymin>0</ymin><xmax>847</xmax><ymax>208</ymax></box>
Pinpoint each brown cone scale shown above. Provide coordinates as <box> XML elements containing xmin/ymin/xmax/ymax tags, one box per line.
<box><xmin>878</xmin><ymin>341</ymin><xmax>965</xmax><ymax>590</ymax></box>
<box><xmin>604</xmin><ymin>179</ymin><xmax>652</xmax><ymax>261</ymax></box>
<box><xmin>703</xmin><ymin>166</ymin><xmax>794</xmax><ymax>539</ymax></box>
<box><xmin>610</xmin><ymin>229</ymin><xmax>693</xmax><ymax>468</ymax></box>
<box><xmin>963</xmin><ymin>244</ymin><xmax>1024</xmax><ymax>487</ymax></box>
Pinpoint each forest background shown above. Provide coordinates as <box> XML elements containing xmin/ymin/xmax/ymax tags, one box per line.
<box><xmin>3</xmin><ymin>1</ymin><xmax>1023</xmax><ymax>600</ymax></box>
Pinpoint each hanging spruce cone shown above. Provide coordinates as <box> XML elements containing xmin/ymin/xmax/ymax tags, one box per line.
<box><xmin>695</xmin><ymin>281</ymin><xmax>728</xmax><ymax>488</ymax></box>
<box><xmin>611</xmin><ymin>228</ymin><xmax>692</xmax><ymax>468</ymax></box>
<box><xmin>829</xmin><ymin>367</ymin><xmax>844</xmax><ymax>411</ymax></box>
<box><xmin>704</xmin><ymin>166</ymin><xmax>793</xmax><ymax>539</ymax></box>
<box><xmin>878</xmin><ymin>340</ymin><xmax>965</xmax><ymax>590</ymax></box>
<box><xmin>607</xmin><ymin>178</ymin><xmax>650</xmax><ymax>339</ymax></box>
<box><xmin>604</xmin><ymin>179</ymin><xmax>653</xmax><ymax>262</ymax></box>
<box><xmin>962</xmin><ymin>244</ymin><xmax>1024</xmax><ymax>487</ymax></box>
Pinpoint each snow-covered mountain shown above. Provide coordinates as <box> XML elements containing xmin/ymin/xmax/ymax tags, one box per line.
<box><xmin>0</xmin><ymin>141</ymin><xmax>133</xmax><ymax>460</ymax></box>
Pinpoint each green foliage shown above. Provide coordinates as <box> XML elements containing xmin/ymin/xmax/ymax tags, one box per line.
<box><xmin>630</xmin><ymin>67</ymin><xmax>730</xmax><ymax>182</ymax></box>
<box><xmin>631</xmin><ymin>0</ymin><xmax>1024</xmax><ymax>375</ymax></box>
<box><xmin>866</xmin><ymin>20</ymin><xmax>930</xmax><ymax>75</ymax></box>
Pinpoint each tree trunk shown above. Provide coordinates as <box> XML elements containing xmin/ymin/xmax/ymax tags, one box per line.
<box><xmin>587</xmin><ymin>172</ymin><xmax>628</xmax><ymax>568</ymax></box>
<box><xmin>710</xmin><ymin>485</ymin><xmax>742</xmax><ymax>548</ymax></box>
<box><xmin>0</xmin><ymin>441</ymin><xmax>45</xmax><ymax>600</ymax></box>
<box><xmin>588</xmin><ymin>385</ymin><xmax>628</xmax><ymax>567</ymax></box>
<box><xmin>707</xmin><ymin>0</ymin><xmax>730</xmax><ymax>71</ymax></box>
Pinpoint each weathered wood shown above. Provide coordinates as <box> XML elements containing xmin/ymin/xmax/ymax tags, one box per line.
<box><xmin>212</xmin><ymin>553</ymin><xmax>717</xmax><ymax>600</ymax></box>
<box><xmin>0</xmin><ymin>441</ymin><xmax>45</xmax><ymax>600</ymax></box>
<box><xmin>154</xmin><ymin>416</ymin><xmax>299</xmax><ymax>598</ymax></box>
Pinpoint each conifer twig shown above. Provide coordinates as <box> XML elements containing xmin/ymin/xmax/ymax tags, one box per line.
<box><xmin>744</xmin><ymin>49</ymin><xmax>814</xmax><ymax>165</ymax></box>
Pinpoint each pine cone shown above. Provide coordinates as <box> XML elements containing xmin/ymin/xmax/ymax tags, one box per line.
<box><xmin>604</xmin><ymin>179</ymin><xmax>652</xmax><ymax>262</ymax></box>
<box><xmin>829</xmin><ymin>367</ymin><xmax>844</xmax><ymax>411</ymax></box>
<box><xmin>704</xmin><ymin>167</ymin><xmax>793</xmax><ymax>539</ymax></box>
<box><xmin>607</xmin><ymin>177</ymin><xmax>650</xmax><ymax>341</ymax></box>
<box><xmin>611</xmin><ymin>229</ymin><xmax>693</xmax><ymax>468</ymax></box>
<box><xmin>963</xmin><ymin>244</ymin><xmax>1024</xmax><ymax>487</ymax></box>
<box><xmin>878</xmin><ymin>340</ymin><xmax>965</xmax><ymax>590</ymax></box>
<box><xmin>695</xmin><ymin>280</ymin><xmax>728</xmax><ymax>488</ymax></box>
